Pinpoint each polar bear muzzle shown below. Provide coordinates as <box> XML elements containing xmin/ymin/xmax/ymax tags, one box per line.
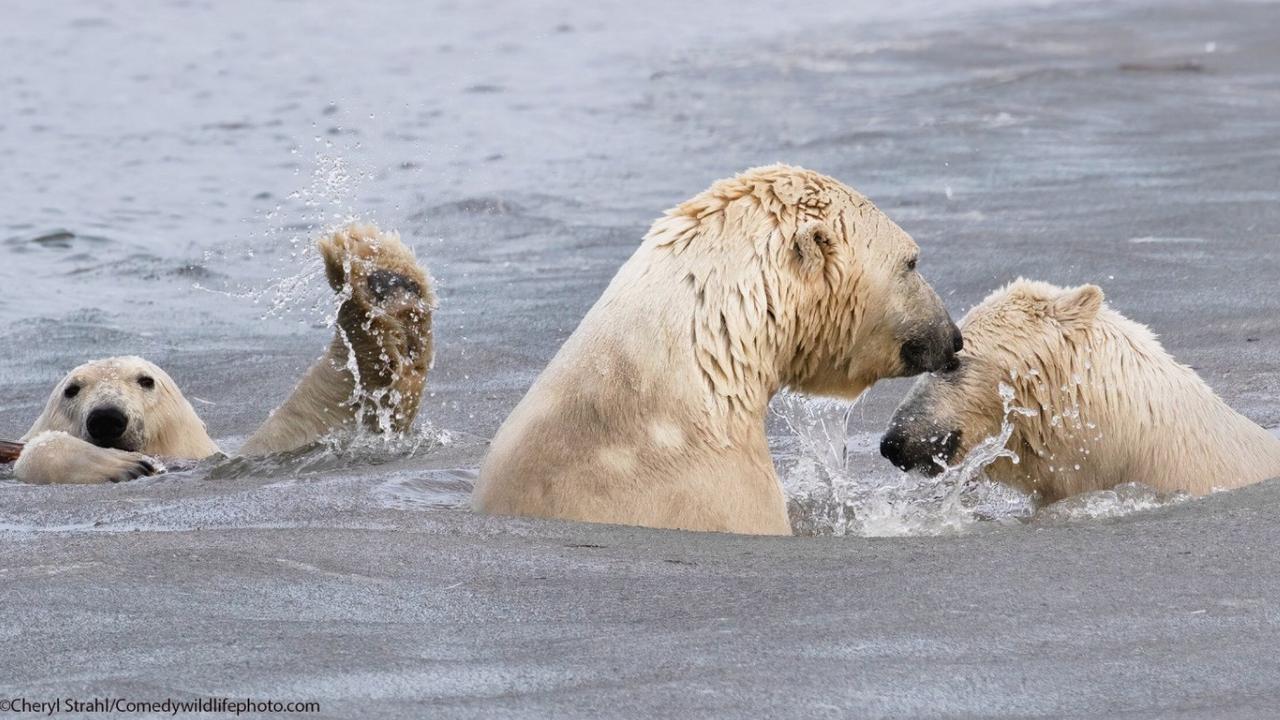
<box><xmin>84</xmin><ymin>404</ymin><xmax>141</xmax><ymax>451</ymax></box>
<box><xmin>881</xmin><ymin>363</ymin><xmax>967</xmax><ymax>475</ymax></box>
<box><xmin>880</xmin><ymin>421</ymin><xmax>961</xmax><ymax>476</ymax></box>
<box><xmin>899</xmin><ymin>320</ymin><xmax>964</xmax><ymax>375</ymax></box>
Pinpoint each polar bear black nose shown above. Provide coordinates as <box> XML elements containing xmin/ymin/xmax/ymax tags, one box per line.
<box><xmin>951</xmin><ymin>325</ymin><xmax>964</xmax><ymax>353</ymax></box>
<box><xmin>86</xmin><ymin>406</ymin><xmax>128</xmax><ymax>444</ymax></box>
<box><xmin>880</xmin><ymin>426</ymin><xmax>960</xmax><ymax>477</ymax></box>
<box><xmin>880</xmin><ymin>431</ymin><xmax>908</xmax><ymax>468</ymax></box>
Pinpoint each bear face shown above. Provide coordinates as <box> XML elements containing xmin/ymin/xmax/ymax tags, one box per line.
<box><xmin>783</xmin><ymin>208</ymin><xmax>963</xmax><ymax>398</ymax></box>
<box><xmin>880</xmin><ymin>279</ymin><xmax>1104</xmax><ymax>479</ymax></box>
<box><xmin>24</xmin><ymin>356</ymin><xmax>218</xmax><ymax>458</ymax></box>
<box><xmin>655</xmin><ymin>165</ymin><xmax>962</xmax><ymax>411</ymax></box>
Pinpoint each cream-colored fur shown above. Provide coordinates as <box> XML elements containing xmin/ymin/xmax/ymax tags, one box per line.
<box><xmin>16</xmin><ymin>355</ymin><xmax>211</xmax><ymax>484</ymax></box>
<box><xmin>886</xmin><ymin>279</ymin><xmax>1280</xmax><ymax>500</ymax></box>
<box><xmin>15</xmin><ymin>429</ymin><xmax>162</xmax><ymax>485</ymax></box>
<box><xmin>14</xmin><ymin>224</ymin><xmax>435</xmax><ymax>485</ymax></box>
<box><xmin>241</xmin><ymin>224</ymin><xmax>435</xmax><ymax>455</ymax></box>
<box><xmin>473</xmin><ymin>164</ymin><xmax>960</xmax><ymax>534</ymax></box>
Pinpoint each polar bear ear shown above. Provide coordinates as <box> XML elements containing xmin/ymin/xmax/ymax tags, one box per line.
<box><xmin>1051</xmin><ymin>284</ymin><xmax>1104</xmax><ymax>328</ymax></box>
<box><xmin>792</xmin><ymin>221</ymin><xmax>831</xmax><ymax>277</ymax></box>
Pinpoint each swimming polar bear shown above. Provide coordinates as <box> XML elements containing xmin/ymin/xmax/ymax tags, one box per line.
<box><xmin>881</xmin><ymin>279</ymin><xmax>1280</xmax><ymax>500</ymax></box>
<box><xmin>13</xmin><ymin>223</ymin><xmax>435</xmax><ymax>484</ymax></box>
<box><xmin>473</xmin><ymin>165</ymin><xmax>963</xmax><ymax>535</ymax></box>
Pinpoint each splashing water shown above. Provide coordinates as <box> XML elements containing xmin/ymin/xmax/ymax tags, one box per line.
<box><xmin>195</xmin><ymin>143</ymin><xmax>377</xmax><ymax>325</ymax></box>
<box><xmin>774</xmin><ymin>383</ymin><xmax>1039</xmax><ymax>537</ymax></box>
<box><xmin>191</xmin><ymin>143</ymin><xmax>431</xmax><ymax>450</ymax></box>
<box><xmin>775</xmin><ymin>382</ymin><xmax>1200</xmax><ymax>536</ymax></box>
<box><xmin>214</xmin><ymin>422</ymin><xmax>466</xmax><ymax>481</ymax></box>
<box><xmin>1035</xmin><ymin>482</ymin><xmax>1190</xmax><ymax>523</ymax></box>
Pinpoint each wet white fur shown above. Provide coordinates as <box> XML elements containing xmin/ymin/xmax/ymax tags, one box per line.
<box><xmin>473</xmin><ymin>164</ymin><xmax>952</xmax><ymax>534</ymax></box>
<box><xmin>14</xmin><ymin>224</ymin><xmax>433</xmax><ymax>484</ymax></box>
<box><xmin>938</xmin><ymin>280</ymin><xmax>1280</xmax><ymax>499</ymax></box>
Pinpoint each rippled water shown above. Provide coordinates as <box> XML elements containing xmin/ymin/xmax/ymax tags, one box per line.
<box><xmin>0</xmin><ymin>150</ymin><xmax>1251</xmax><ymax>539</ymax></box>
<box><xmin>5</xmin><ymin>4</ymin><xmax>1280</xmax><ymax>715</ymax></box>
<box><xmin>2</xmin><ymin>0</ymin><xmax>1277</xmax><ymax>543</ymax></box>
<box><xmin>0</xmin><ymin>381</ymin><xmax>1196</xmax><ymax>537</ymax></box>
<box><xmin>0</xmin><ymin>425</ymin><xmax>481</xmax><ymax>534</ymax></box>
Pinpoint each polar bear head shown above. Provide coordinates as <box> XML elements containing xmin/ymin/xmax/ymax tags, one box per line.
<box><xmin>25</xmin><ymin>356</ymin><xmax>219</xmax><ymax>458</ymax></box>
<box><xmin>645</xmin><ymin>164</ymin><xmax>961</xmax><ymax>410</ymax></box>
<box><xmin>880</xmin><ymin>279</ymin><xmax>1106</xmax><ymax>477</ymax></box>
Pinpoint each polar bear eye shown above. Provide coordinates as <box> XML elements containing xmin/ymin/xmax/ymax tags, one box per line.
<box><xmin>63</xmin><ymin>384</ymin><xmax>81</xmax><ymax>399</ymax></box>
<box><xmin>138</xmin><ymin>375</ymin><xmax>156</xmax><ymax>390</ymax></box>
<box><xmin>906</xmin><ymin>256</ymin><xmax>918</xmax><ymax>271</ymax></box>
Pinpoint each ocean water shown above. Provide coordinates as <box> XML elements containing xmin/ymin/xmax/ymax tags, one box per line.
<box><xmin>5</xmin><ymin>0</ymin><xmax>1272</xmax><ymax>539</ymax></box>
<box><xmin>3</xmin><ymin>0</ymin><xmax>1280</xmax><ymax>716</ymax></box>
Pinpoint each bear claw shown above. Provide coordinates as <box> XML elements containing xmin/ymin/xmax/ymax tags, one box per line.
<box><xmin>112</xmin><ymin>458</ymin><xmax>160</xmax><ymax>483</ymax></box>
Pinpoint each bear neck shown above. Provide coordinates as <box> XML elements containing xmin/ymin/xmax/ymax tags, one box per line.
<box><xmin>576</xmin><ymin>247</ymin><xmax>786</xmax><ymax>447</ymax></box>
<box><xmin>1002</xmin><ymin>309</ymin><xmax>1280</xmax><ymax>499</ymax></box>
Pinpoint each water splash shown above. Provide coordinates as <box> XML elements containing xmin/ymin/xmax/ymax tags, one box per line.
<box><xmin>1035</xmin><ymin>482</ymin><xmax>1190</xmax><ymax>523</ymax></box>
<box><xmin>775</xmin><ymin>383</ymin><xmax>1038</xmax><ymax>537</ymax></box>
<box><xmin>776</xmin><ymin>382</ymin><xmax>1201</xmax><ymax>536</ymax></box>
<box><xmin>214</xmin><ymin>422</ymin><xmax>460</xmax><ymax>480</ymax></box>
<box><xmin>195</xmin><ymin>141</ymin><xmax>376</xmax><ymax>325</ymax></box>
<box><xmin>927</xmin><ymin>383</ymin><xmax>1037</xmax><ymax>516</ymax></box>
<box><xmin>188</xmin><ymin>135</ymin><xmax>432</xmax><ymax>452</ymax></box>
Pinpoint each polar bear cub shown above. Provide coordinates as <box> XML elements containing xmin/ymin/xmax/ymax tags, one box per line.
<box><xmin>881</xmin><ymin>279</ymin><xmax>1280</xmax><ymax>500</ymax></box>
<box><xmin>14</xmin><ymin>224</ymin><xmax>435</xmax><ymax>484</ymax></box>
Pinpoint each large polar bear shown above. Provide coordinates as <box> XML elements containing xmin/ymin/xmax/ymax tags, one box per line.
<box><xmin>13</xmin><ymin>224</ymin><xmax>435</xmax><ymax>484</ymax></box>
<box><xmin>881</xmin><ymin>279</ymin><xmax>1280</xmax><ymax>500</ymax></box>
<box><xmin>473</xmin><ymin>165</ymin><xmax>963</xmax><ymax>535</ymax></box>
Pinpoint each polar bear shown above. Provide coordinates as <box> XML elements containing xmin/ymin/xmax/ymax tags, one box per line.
<box><xmin>881</xmin><ymin>279</ymin><xmax>1280</xmax><ymax>500</ymax></box>
<box><xmin>472</xmin><ymin>165</ymin><xmax>963</xmax><ymax>534</ymax></box>
<box><xmin>12</xmin><ymin>223</ymin><xmax>435</xmax><ymax>484</ymax></box>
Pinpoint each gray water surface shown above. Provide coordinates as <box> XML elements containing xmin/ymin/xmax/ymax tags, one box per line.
<box><xmin>3</xmin><ymin>0</ymin><xmax>1280</xmax><ymax>717</ymax></box>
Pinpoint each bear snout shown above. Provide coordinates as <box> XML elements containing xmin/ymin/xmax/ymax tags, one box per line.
<box><xmin>879</xmin><ymin>430</ymin><xmax>910</xmax><ymax>469</ymax></box>
<box><xmin>880</xmin><ymin>426</ymin><xmax>960</xmax><ymax>476</ymax></box>
<box><xmin>900</xmin><ymin>321</ymin><xmax>963</xmax><ymax>375</ymax></box>
<box><xmin>943</xmin><ymin>325</ymin><xmax>964</xmax><ymax>372</ymax></box>
<box><xmin>86</xmin><ymin>406</ymin><xmax>129</xmax><ymax>447</ymax></box>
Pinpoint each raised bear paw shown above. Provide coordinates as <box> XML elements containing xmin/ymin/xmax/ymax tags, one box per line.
<box><xmin>316</xmin><ymin>224</ymin><xmax>436</xmax><ymax>428</ymax></box>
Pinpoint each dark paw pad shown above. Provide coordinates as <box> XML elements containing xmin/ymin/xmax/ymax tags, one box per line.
<box><xmin>367</xmin><ymin>269</ymin><xmax>422</xmax><ymax>302</ymax></box>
